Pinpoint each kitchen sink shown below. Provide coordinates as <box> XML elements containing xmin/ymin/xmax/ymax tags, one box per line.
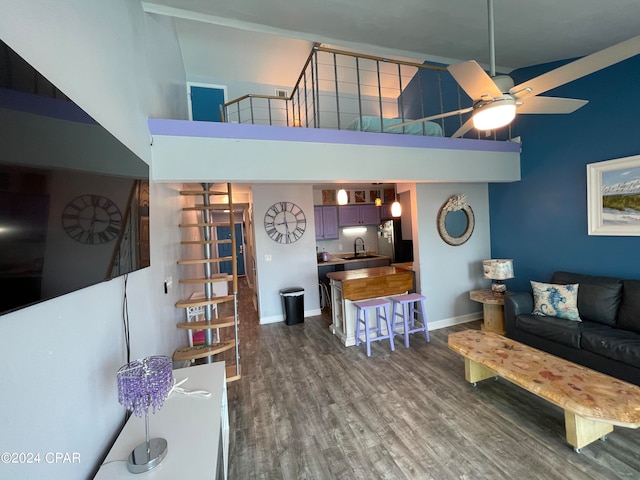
<box><xmin>340</xmin><ymin>255</ymin><xmax>380</xmax><ymax>260</ymax></box>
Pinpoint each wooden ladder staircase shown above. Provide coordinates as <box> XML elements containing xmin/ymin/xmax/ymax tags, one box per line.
<box><xmin>173</xmin><ymin>182</ymin><xmax>241</xmax><ymax>383</ymax></box>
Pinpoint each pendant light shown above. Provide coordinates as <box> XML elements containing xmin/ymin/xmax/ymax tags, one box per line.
<box><xmin>391</xmin><ymin>188</ymin><xmax>401</xmax><ymax>217</ymax></box>
<box><xmin>391</xmin><ymin>199</ymin><xmax>402</xmax><ymax>217</ymax></box>
<box><xmin>337</xmin><ymin>188</ymin><xmax>348</xmax><ymax>205</ymax></box>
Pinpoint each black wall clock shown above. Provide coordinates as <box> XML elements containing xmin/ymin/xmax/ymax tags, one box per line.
<box><xmin>61</xmin><ymin>194</ymin><xmax>122</xmax><ymax>244</ymax></box>
<box><xmin>264</xmin><ymin>201</ymin><xmax>306</xmax><ymax>244</ymax></box>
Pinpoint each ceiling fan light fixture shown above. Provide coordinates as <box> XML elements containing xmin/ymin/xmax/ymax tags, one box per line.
<box><xmin>472</xmin><ymin>98</ymin><xmax>516</xmax><ymax>131</ymax></box>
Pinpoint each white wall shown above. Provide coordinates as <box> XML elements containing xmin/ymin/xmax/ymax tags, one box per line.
<box><xmin>412</xmin><ymin>183</ymin><xmax>492</xmax><ymax>329</ymax></box>
<box><xmin>252</xmin><ymin>184</ymin><xmax>321</xmax><ymax>323</ymax></box>
<box><xmin>150</xmin><ymin>130</ymin><xmax>521</xmax><ymax>184</ymax></box>
<box><xmin>316</xmin><ymin>226</ymin><xmax>379</xmax><ymax>256</ymax></box>
<box><xmin>0</xmin><ymin>1</ymin><xmax>187</xmax><ymax>478</ymax></box>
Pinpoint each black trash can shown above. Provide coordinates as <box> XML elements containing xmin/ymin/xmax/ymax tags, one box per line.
<box><xmin>280</xmin><ymin>287</ymin><xmax>304</xmax><ymax>325</ymax></box>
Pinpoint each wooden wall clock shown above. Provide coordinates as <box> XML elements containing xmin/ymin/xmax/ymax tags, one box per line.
<box><xmin>264</xmin><ymin>201</ymin><xmax>306</xmax><ymax>244</ymax></box>
<box><xmin>61</xmin><ymin>194</ymin><xmax>122</xmax><ymax>244</ymax></box>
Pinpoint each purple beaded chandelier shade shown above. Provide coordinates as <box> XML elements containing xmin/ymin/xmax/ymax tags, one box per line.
<box><xmin>117</xmin><ymin>355</ymin><xmax>173</xmax><ymax>417</ymax></box>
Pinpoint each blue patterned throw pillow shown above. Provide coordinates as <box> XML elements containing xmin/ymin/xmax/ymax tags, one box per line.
<box><xmin>531</xmin><ymin>281</ymin><xmax>581</xmax><ymax>321</ymax></box>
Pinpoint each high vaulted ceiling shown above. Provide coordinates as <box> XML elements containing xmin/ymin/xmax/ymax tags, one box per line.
<box><xmin>143</xmin><ymin>0</ymin><xmax>640</xmax><ymax>97</ymax></box>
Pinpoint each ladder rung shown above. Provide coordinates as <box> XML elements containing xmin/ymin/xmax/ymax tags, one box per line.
<box><xmin>226</xmin><ymin>364</ymin><xmax>241</xmax><ymax>383</ymax></box>
<box><xmin>179</xmin><ymin>222</ymin><xmax>232</xmax><ymax>228</ymax></box>
<box><xmin>179</xmin><ymin>190</ymin><xmax>228</xmax><ymax>196</ymax></box>
<box><xmin>176</xmin><ymin>316</ymin><xmax>237</xmax><ymax>330</ymax></box>
<box><xmin>179</xmin><ymin>275</ymin><xmax>233</xmax><ymax>284</ymax></box>
<box><xmin>177</xmin><ymin>257</ymin><xmax>233</xmax><ymax>265</ymax></box>
<box><xmin>175</xmin><ymin>295</ymin><xmax>234</xmax><ymax>309</ymax></box>
<box><xmin>173</xmin><ymin>340</ymin><xmax>236</xmax><ymax>362</ymax></box>
<box><xmin>181</xmin><ymin>239</ymin><xmax>232</xmax><ymax>245</ymax></box>
<box><xmin>182</xmin><ymin>205</ymin><xmax>231</xmax><ymax>212</ymax></box>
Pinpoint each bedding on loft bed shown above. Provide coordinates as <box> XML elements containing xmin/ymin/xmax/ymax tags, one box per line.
<box><xmin>346</xmin><ymin>116</ymin><xmax>443</xmax><ymax>137</ymax></box>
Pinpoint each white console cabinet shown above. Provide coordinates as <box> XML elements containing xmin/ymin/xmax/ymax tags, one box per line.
<box><xmin>95</xmin><ymin>362</ymin><xmax>229</xmax><ymax>479</ymax></box>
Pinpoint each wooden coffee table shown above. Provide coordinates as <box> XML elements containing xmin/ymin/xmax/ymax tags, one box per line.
<box><xmin>448</xmin><ymin>329</ymin><xmax>640</xmax><ymax>452</ymax></box>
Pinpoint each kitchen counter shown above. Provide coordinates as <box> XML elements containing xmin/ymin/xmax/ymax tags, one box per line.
<box><xmin>327</xmin><ymin>266</ymin><xmax>413</xmax><ymax>346</ymax></box>
<box><xmin>327</xmin><ymin>266</ymin><xmax>412</xmax><ymax>301</ymax></box>
<box><xmin>317</xmin><ymin>254</ymin><xmax>391</xmax><ymax>266</ymax></box>
<box><xmin>391</xmin><ymin>262</ymin><xmax>413</xmax><ymax>271</ymax></box>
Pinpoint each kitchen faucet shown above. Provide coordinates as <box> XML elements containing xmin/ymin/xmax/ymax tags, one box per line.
<box><xmin>354</xmin><ymin>237</ymin><xmax>365</xmax><ymax>257</ymax></box>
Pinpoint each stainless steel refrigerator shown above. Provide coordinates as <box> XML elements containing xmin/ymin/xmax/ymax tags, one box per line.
<box><xmin>377</xmin><ymin>219</ymin><xmax>413</xmax><ymax>263</ymax></box>
<box><xmin>377</xmin><ymin>220</ymin><xmax>395</xmax><ymax>260</ymax></box>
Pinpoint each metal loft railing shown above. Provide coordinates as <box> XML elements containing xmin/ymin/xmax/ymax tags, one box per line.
<box><xmin>222</xmin><ymin>44</ymin><xmax>510</xmax><ymax>140</ymax></box>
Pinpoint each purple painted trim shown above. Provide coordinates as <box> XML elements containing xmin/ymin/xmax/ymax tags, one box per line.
<box><xmin>0</xmin><ymin>88</ymin><xmax>96</xmax><ymax>124</ymax></box>
<box><xmin>148</xmin><ymin>118</ymin><xmax>520</xmax><ymax>153</ymax></box>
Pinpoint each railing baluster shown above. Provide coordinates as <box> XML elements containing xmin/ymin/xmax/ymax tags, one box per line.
<box><xmin>376</xmin><ymin>60</ymin><xmax>383</xmax><ymax>132</ymax></box>
<box><xmin>333</xmin><ymin>52</ymin><xmax>341</xmax><ymax>130</ymax></box>
<box><xmin>296</xmin><ymin>87</ymin><xmax>302</xmax><ymax>127</ymax></box>
<box><xmin>268</xmin><ymin>98</ymin><xmax>272</xmax><ymax>126</ymax></box>
<box><xmin>285</xmin><ymin>99</ymin><xmax>290</xmax><ymax>127</ymax></box>
<box><xmin>312</xmin><ymin>50</ymin><xmax>318</xmax><ymax>128</ymax></box>
<box><xmin>398</xmin><ymin>63</ymin><xmax>405</xmax><ymax>134</ymax></box>
<box><xmin>437</xmin><ymin>72</ymin><xmax>444</xmax><ymax>137</ymax></box>
<box><xmin>303</xmin><ymin>70</ymin><xmax>309</xmax><ymax>128</ymax></box>
<box><xmin>249</xmin><ymin>96</ymin><xmax>254</xmax><ymax>125</ymax></box>
<box><xmin>356</xmin><ymin>57</ymin><xmax>363</xmax><ymax>131</ymax></box>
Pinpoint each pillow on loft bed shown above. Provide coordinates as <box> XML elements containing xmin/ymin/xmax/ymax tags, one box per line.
<box><xmin>346</xmin><ymin>116</ymin><xmax>443</xmax><ymax>137</ymax></box>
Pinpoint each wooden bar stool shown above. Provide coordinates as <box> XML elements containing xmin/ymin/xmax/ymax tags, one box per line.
<box><xmin>389</xmin><ymin>293</ymin><xmax>430</xmax><ymax>348</ymax></box>
<box><xmin>353</xmin><ymin>298</ymin><xmax>395</xmax><ymax>357</ymax></box>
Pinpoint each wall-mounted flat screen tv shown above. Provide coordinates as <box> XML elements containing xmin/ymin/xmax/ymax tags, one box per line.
<box><xmin>0</xmin><ymin>41</ymin><xmax>150</xmax><ymax>315</ymax></box>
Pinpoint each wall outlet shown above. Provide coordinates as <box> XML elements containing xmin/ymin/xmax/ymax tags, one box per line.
<box><xmin>338</xmin><ymin>244</ymin><xmax>343</xmax><ymax>251</ymax></box>
<box><xmin>264</xmin><ymin>254</ymin><xmax>272</xmax><ymax>262</ymax></box>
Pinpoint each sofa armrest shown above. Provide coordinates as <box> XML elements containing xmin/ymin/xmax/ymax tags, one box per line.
<box><xmin>504</xmin><ymin>292</ymin><xmax>533</xmax><ymax>336</ymax></box>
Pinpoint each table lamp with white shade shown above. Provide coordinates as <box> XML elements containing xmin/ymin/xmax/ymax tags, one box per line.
<box><xmin>482</xmin><ymin>259</ymin><xmax>514</xmax><ymax>293</ymax></box>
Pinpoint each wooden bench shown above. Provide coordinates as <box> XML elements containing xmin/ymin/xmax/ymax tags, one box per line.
<box><xmin>448</xmin><ymin>330</ymin><xmax>640</xmax><ymax>452</ymax></box>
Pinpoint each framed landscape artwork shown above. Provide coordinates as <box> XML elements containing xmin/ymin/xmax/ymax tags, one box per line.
<box><xmin>587</xmin><ymin>154</ymin><xmax>640</xmax><ymax>236</ymax></box>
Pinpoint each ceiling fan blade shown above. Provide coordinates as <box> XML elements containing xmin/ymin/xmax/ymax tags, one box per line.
<box><xmin>385</xmin><ymin>107</ymin><xmax>473</xmax><ymax>130</ymax></box>
<box><xmin>517</xmin><ymin>96</ymin><xmax>588</xmax><ymax>114</ymax></box>
<box><xmin>512</xmin><ymin>34</ymin><xmax>640</xmax><ymax>99</ymax></box>
<box><xmin>451</xmin><ymin>118</ymin><xmax>475</xmax><ymax>139</ymax></box>
<box><xmin>448</xmin><ymin>60</ymin><xmax>503</xmax><ymax>100</ymax></box>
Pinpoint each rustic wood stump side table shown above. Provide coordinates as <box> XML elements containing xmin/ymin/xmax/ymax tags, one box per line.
<box><xmin>469</xmin><ymin>289</ymin><xmax>505</xmax><ymax>335</ymax></box>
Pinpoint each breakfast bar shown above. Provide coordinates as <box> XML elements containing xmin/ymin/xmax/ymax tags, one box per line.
<box><xmin>327</xmin><ymin>266</ymin><xmax>413</xmax><ymax>346</ymax></box>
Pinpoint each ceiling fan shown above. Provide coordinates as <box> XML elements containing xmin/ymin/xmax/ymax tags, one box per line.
<box><xmin>391</xmin><ymin>0</ymin><xmax>640</xmax><ymax>138</ymax></box>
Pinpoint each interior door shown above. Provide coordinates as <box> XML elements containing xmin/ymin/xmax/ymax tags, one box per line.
<box><xmin>217</xmin><ymin>223</ymin><xmax>245</xmax><ymax>276</ymax></box>
<box><xmin>188</xmin><ymin>83</ymin><xmax>227</xmax><ymax>122</ymax></box>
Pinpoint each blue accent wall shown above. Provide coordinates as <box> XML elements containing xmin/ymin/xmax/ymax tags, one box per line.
<box><xmin>489</xmin><ymin>56</ymin><xmax>640</xmax><ymax>291</ymax></box>
<box><xmin>399</xmin><ymin>62</ymin><xmax>473</xmax><ymax>136</ymax></box>
<box><xmin>399</xmin><ymin>61</ymin><xmax>512</xmax><ymax>139</ymax></box>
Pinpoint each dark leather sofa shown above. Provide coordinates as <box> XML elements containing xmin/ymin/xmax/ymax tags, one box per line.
<box><xmin>504</xmin><ymin>271</ymin><xmax>640</xmax><ymax>386</ymax></box>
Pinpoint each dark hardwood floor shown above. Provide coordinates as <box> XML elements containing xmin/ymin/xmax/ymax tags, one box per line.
<box><xmin>222</xmin><ymin>280</ymin><xmax>640</xmax><ymax>479</ymax></box>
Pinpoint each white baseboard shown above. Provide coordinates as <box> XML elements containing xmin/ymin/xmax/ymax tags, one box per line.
<box><xmin>259</xmin><ymin>308</ymin><xmax>322</xmax><ymax>325</ymax></box>
<box><xmin>260</xmin><ymin>310</ymin><xmax>481</xmax><ymax>328</ymax></box>
<box><xmin>260</xmin><ymin>315</ymin><xmax>283</xmax><ymax>325</ymax></box>
<box><xmin>427</xmin><ymin>312</ymin><xmax>483</xmax><ymax>331</ymax></box>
